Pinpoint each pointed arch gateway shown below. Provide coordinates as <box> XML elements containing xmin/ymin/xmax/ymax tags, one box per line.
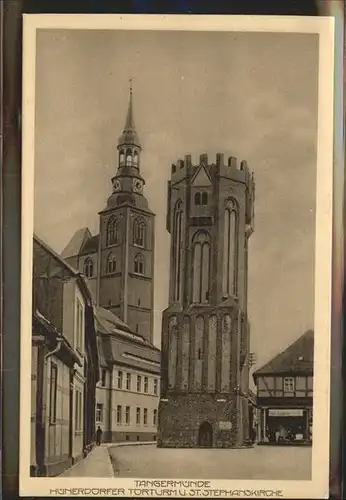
<box><xmin>198</xmin><ymin>421</ymin><xmax>213</xmax><ymax>448</ymax></box>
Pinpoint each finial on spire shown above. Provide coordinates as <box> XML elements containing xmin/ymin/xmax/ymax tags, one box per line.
<box><xmin>129</xmin><ymin>78</ymin><xmax>133</xmax><ymax>96</ymax></box>
<box><xmin>118</xmin><ymin>78</ymin><xmax>141</xmax><ymax>148</ymax></box>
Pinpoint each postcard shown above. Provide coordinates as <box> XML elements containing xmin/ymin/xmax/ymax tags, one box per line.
<box><xmin>20</xmin><ymin>14</ymin><xmax>334</xmax><ymax>498</ymax></box>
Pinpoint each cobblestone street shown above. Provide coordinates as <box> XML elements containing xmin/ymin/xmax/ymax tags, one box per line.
<box><xmin>109</xmin><ymin>444</ymin><xmax>312</xmax><ymax>480</ymax></box>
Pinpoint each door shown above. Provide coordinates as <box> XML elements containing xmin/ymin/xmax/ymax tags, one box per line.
<box><xmin>198</xmin><ymin>422</ymin><xmax>213</xmax><ymax>448</ymax></box>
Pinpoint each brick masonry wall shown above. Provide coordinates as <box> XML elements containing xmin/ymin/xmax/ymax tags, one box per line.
<box><xmin>158</xmin><ymin>393</ymin><xmax>245</xmax><ymax>448</ymax></box>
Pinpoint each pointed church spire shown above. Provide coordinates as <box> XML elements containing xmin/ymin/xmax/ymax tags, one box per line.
<box><xmin>118</xmin><ymin>79</ymin><xmax>141</xmax><ymax>148</ymax></box>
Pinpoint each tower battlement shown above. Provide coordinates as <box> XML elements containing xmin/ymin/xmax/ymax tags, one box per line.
<box><xmin>170</xmin><ymin>152</ymin><xmax>255</xmax><ymax>188</ymax></box>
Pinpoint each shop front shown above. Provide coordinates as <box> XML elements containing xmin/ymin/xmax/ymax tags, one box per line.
<box><xmin>260</xmin><ymin>407</ymin><xmax>312</xmax><ymax>445</ymax></box>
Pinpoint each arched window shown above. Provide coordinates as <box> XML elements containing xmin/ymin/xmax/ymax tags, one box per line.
<box><xmin>192</xmin><ymin>231</ymin><xmax>210</xmax><ymax>304</ymax></box>
<box><xmin>222</xmin><ymin>199</ymin><xmax>238</xmax><ymax>296</ymax></box>
<box><xmin>119</xmin><ymin>150</ymin><xmax>125</xmax><ymax>165</ymax></box>
<box><xmin>126</xmin><ymin>149</ymin><xmax>132</xmax><ymax>166</ymax></box>
<box><xmin>201</xmin><ymin>192</ymin><xmax>208</xmax><ymax>205</ymax></box>
<box><xmin>106</xmin><ymin>216</ymin><xmax>118</xmax><ymax>246</ymax></box>
<box><xmin>194</xmin><ymin>192</ymin><xmax>201</xmax><ymax>205</ymax></box>
<box><xmin>133</xmin><ymin>151</ymin><xmax>139</xmax><ymax>166</ymax></box>
<box><xmin>107</xmin><ymin>254</ymin><xmax>116</xmax><ymax>274</ymax></box>
<box><xmin>133</xmin><ymin>217</ymin><xmax>146</xmax><ymax>247</ymax></box>
<box><xmin>84</xmin><ymin>258</ymin><xmax>93</xmax><ymax>278</ymax></box>
<box><xmin>173</xmin><ymin>200</ymin><xmax>183</xmax><ymax>301</ymax></box>
<box><xmin>134</xmin><ymin>254</ymin><xmax>145</xmax><ymax>275</ymax></box>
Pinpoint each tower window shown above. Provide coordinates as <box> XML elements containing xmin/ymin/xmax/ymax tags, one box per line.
<box><xmin>198</xmin><ymin>348</ymin><xmax>202</xmax><ymax>360</ymax></box>
<box><xmin>195</xmin><ymin>192</ymin><xmax>208</xmax><ymax>206</ymax></box>
<box><xmin>126</xmin><ymin>148</ymin><xmax>132</xmax><ymax>166</ymax></box>
<box><xmin>192</xmin><ymin>231</ymin><xmax>210</xmax><ymax>304</ymax></box>
<box><xmin>134</xmin><ymin>254</ymin><xmax>145</xmax><ymax>275</ymax></box>
<box><xmin>222</xmin><ymin>199</ymin><xmax>238</xmax><ymax>297</ymax></box>
<box><xmin>106</xmin><ymin>216</ymin><xmax>118</xmax><ymax>246</ymax></box>
<box><xmin>173</xmin><ymin>200</ymin><xmax>183</xmax><ymax>302</ymax></box>
<box><xmin>107</xmin><ymin>254</ymin><xmax>116</xmax><ymax>274</ymax></box>
<box><xmin>133</xmin><ymin>217</ymin><xmax>146</xmax><ymax>247</ymax></box>
<box><xmin>84</xmin><ymin>258</ymin><xmax>93</xmax><ymax>278</ymax></box>
<box><xmin>133</xmin><ymin>151</ymin><xmax>139</xmax><ymax>166</ymax></box>
<box><xmin>119</xmin><ymin>150</ymin><xmax>125</xmax><ymax>165</ymax></box>
<box><xmin>201</xmin><ymin>192</ymin><xmax>208</xmax><ymax>205</ymax></box>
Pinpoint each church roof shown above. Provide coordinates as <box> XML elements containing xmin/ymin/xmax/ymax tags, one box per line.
<box><xmin>80</xmin><ymin>234</ymin><xmax>99</xmax><ymax>255</ymax></box>
<box><xmin>118</xmin><ymin>83</ymin><xmax>141</xmax><ymax>148</ymax></box>
<box><xmin>61</xmin><ymin>227</ymin><xmax>92</xmax><ymax>259</ymax></box>
<box><xmin>253</xmin><ymin>329</ymin><xmax>314</xmax><ymax>379</ymax></box>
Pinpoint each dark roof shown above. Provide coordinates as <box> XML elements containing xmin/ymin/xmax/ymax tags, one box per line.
<box><xmin>253</xmin><ymin>329</ymin><xmax>314</xmax><ymax>378</ymax></box>
<box><xmin>80</xmin><ymin>234</ymin><xmax>99</xmax><ymax>255</ymax></box>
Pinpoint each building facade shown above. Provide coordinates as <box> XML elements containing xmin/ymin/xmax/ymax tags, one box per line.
<box><xmin>94</xmin><ymin>307</ymin><xmax>160</xmax><ymax>442</ymax></box>
<box><xmin>253</xmin><ymin>329</ymin><xmax>314</xmax><ymax>445</ymax></box>
<box><xmin>158</xmin><ymin>152</ymin><xmax>255</xmax><ymax>448</ymax></box>
<box><xmin>62</xmin><ymin>86</ymin><xmax>155</xmax><ymax>343</ymax></box>
<box><xmin>31</xmin><ymin>235</ymin><xmax>99</xmax><ymax>476</ymax></box>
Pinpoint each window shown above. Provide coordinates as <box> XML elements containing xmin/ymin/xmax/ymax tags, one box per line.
<box><xmin>117</xmin><ymin>371</ymin><xmax>123</xmax><ymax>389</ymax></box>
<box><xmin>117</xmin><ymin>405</ymin><xmax>122</xmax><ymax>424</ymax></box>
<box><xmin>201</xmin><ymin>192</ymin><xmax>208</xmax><ymax>205</ymax></box>
<box><xmin>133</xmin><ymin>217</ymin><xmax>146</xmax><ymax>247</ymax></box>
<box><xmin>144</xmin><ymin>377</ymin><xmax>148</xmax><ymax>393</ymax></box>
<box><xmin>75</xmin><ymin>390</ymin><xmax>83</xmax><ymax>432</ymax></box>
<box><xmin>153</xmin><ymin>409</ymin><xmax>157</xmax><ymax>426</ymax></box>
<box><xmin>192</xmin><ymin>231</ymin><xmax>210</xmax><ymax>304</ymax></box>
<box><xmin>96</xmin><ymin>403</ymin><xmax>104</xmax><ymax>423</ymax></box>
<box><xmin>134</xmin><ymin>254</ymin><xmax>145</xmax><ymax>275</ymax></box>
<box><xmin>126</xmin><ymin>149</ymin><xmax>132</xmax><ymax>166</ymax></box>
<box><xmin>101</xmin><ymin>369</ymin><xmax>107</xmax><ymax>387</ymax></box>
<box><xmin>153</xmin><ymin>379</ymin><xmax>158</xmax><ymax>396</ymax></box>
<box><xmin>84</xmin><ymin>258</ymin><xmax>93</xmax><ymax>278</ymax></box>
<box><xmin>144</xmin><ymin>408</ymin><xmax>148</xmax><ymax>425</ymax></box>
<box><xmin>125</xmin><ymin>406</ymin><xmax>131</xmax><ymax>425</ymax></box>
<box><xmin>222</xmin><ymin>199</ymin><xmax>238</xmax><ymax>297</ymax></box>
<box><xmin>136</xmin><ymin>407</ymin><xmax>141</xmax><ymax>424</ymax></box>
<box><xmin>126</xmin><ymin>435</ymin><xmax>130</xmax><ymax>441</ymax></box>
<box><xmin>133</xmin><ymin>151</ymin><xmax>139</xmax><ymax>166</ymax></box>
<box><xmin>284</xmin><ymin>377</ymin><xmax>295</xmax><ymax>393</ymax></box>
<box><xmin>194</xmin><ymin>192</ymin><xmax>208</xmax><ymax>206</ymax></box>
<box><xmin>49</xmin><ymin>362</ymin><xmax>58</xmax><ymax>424</ymax></box>
<box><xmin>173</xmin><ymin>200</ymin><xmax>183</xmax><ymax>302</ymax></box>
<box><xmin>126</xmin><ymin>373</ymin><xmax>131</xmax><ymax>390</ymax></box>
<box><xmin>75</xmin><ymin>299</ymin><xmax>84</xmax><ymax>351</ymax></box>
<box><xmin>137</xmin><ymin>375</ymin><xmax>142</xmax><ymax>392</ymax></box>
<box><xmin>106</xmin><ymin>216</ymin><xmax>118</xmax><ymax>246</ymax></box>
<box><xmin>119</xmin><ymin>150</ymin><xmax>125</xmax><ymax>165</ymax></box>
<box><xmin>107</xmin><ymin>254</ymin><xmax>116</xmax><ymax>274</ymax></box>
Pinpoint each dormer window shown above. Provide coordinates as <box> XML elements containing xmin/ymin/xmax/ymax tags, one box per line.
<box><xmin>201</xmin><ymin>192</ymin><xmax>208</xmax><ymax>205</ymax></box>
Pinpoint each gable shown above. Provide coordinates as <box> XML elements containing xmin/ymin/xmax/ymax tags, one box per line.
<box><xmin>191</xmin><ymin>165</ymin><xmax>211</xmax><ymax>187</ymax></box>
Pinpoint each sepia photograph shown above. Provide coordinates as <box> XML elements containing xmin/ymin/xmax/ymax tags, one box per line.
<box><xmin>20</xmin><ymin>14</ymin><xmax>334</xmax><ymax>499</ymax></box>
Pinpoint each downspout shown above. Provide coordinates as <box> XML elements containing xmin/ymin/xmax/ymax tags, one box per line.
<box><xmin>43</xmin><ymin>337</ymin><xmax>63</xmax><ymax>472</ymax></box>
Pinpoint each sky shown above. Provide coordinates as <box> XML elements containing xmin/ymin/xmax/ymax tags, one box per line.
<box><xmin>34</xmin><ymin>29</ymin><xmax>319</xmax><ymax>375</ymax></box>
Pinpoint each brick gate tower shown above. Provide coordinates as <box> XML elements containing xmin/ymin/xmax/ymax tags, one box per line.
<box><xmin>158</xmin><ymin>153</ymin><xmax>255</xmax><ymax>448</ymax></box>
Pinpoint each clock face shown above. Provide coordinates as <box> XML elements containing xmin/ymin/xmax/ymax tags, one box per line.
<box><xmin>113</xmin><ymin>180</ymin><xmax>121</xmax><ymax>192</ymax></box>
<box><xmin>133</xmin><ymin>179</ymin><xmax>143</xmax><ymax>194</ymax></box>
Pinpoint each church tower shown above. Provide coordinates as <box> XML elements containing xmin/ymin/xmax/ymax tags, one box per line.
<box><xmin>158</xmin><ymin>153</ymin><xmax>255</xmax><ymax>448</ymax></box>
<box><xmin>98</xmin><ymin>83</ymin><xmax>155</xmax><ymax>342</ymax></box>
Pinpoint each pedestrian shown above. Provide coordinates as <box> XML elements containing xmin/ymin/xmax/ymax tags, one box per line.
<box><xmin>96</xmin><ymin>425</ymin><xmax>103</xmax><ymax>446</ymax></box>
